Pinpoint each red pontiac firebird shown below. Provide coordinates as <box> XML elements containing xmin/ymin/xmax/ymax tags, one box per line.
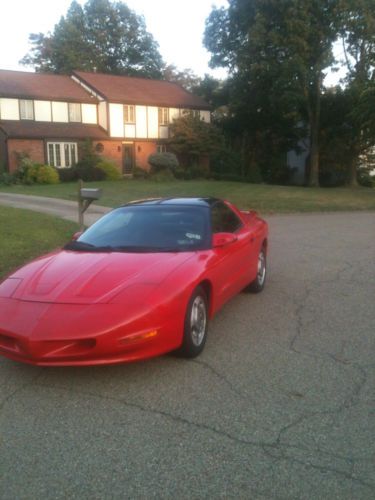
<box><xmin>0</xmin><ymin>198</ymin><xmax>268</xmax><ymax>366</ymax></box>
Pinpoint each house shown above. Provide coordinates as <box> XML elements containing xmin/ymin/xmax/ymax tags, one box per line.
<box><xmin>0</xmin><ymin>69</ymin><xmax>211</xmax><ymax>174</ymax></box>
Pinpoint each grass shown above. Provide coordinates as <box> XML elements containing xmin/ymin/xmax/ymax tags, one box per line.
<box><xmin>0</xmin><ymin>179</ymin><xmax>374</xmax><ymax>213</ymax></box>
<box><xmin>0</xmin><ymin>206</ymin><xmax>78</xmax><ymax>279</ymax></box>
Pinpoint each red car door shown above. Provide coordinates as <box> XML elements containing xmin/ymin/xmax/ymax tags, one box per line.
<box><xmin>208</xmin><ymin>201</ymin><xmax>257</xmax><ymax>311</ymax></box>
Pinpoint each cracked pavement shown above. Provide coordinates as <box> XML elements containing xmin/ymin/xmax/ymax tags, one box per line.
<box><xmin>0</xmin><ymin>211</ymin><xmax>374</xmax><ymax>498</ymax></box>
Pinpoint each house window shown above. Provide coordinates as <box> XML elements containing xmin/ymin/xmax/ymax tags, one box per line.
<box><xmin>68</xmin><ymin>103</ymin><xmax>82</xmax><ymax>122</ymax></box>
<box><xmin>47</xmin><ymin>142</ymin><xmax>77</xmax><ymax>168</ymax></box>
<box><xmin>182</xmin><ymin>109</ymin><xmax>200</xmax><ymax>119</ymax></box>
<box><xmin>157</xmin><ymin>144</ymin><xmax>167</xmax><ymax>153</ymax></box>
<box><xmin>158</xmin><ymin>107</ymin><xmax>169</xmax><ymax>125</ymax></box>
<box><xmin>19</xmin><ymin>100</ymin><xmax>34</xmax><ymax>120</ymax></box>
<box><xmin>124</xmin><ymin>105</ymin><xmax>135</xmax><ymax>123</ymax></box>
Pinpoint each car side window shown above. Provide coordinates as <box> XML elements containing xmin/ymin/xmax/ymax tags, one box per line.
<box><xmin>211</xmin><ymin>202</ymin><xmax>242</xmax><ymax>233</ymax></box>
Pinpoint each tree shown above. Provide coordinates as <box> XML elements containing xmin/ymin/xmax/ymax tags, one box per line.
<box><xmin>162</xmin><ymin>65</ymin><xmax>202</xmax><ymax>92</ymax></box>
<box><xmin>204</xmin><ymin>0</ymin><xmax>340</xmax><ymax>186</ymax></box>
<box><xmin>21</xmin><ymin>0</ymin><xmax>164</xmax><ymax>78</ymax></box>
<box><xmin>168</xmin><ymin>114</ymin><xmax>224</xmax><ymax>168</ymax></box>
<box><xmin>337</xmin><ymin>0</ymin><xmax>375</xmax><ymax>185</ymax></box>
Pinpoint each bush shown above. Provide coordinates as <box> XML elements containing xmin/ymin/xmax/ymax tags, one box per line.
<box><xmin>149</xmin><ymin>169</ymin><xmax>176</xmax><ymax>182</ymax></box>
<box><xmin>96</xmin><ymin>160</ymin><xmax>121</xmax><ymax>180</ymax></box>
<box><xmin>26</xmin><ymin>164</ymin><xmax>60</xmax><ymax>184</ymax></box>
<box><xmin>75</xmin><ymin>163</ymin><xmax>106</xmax><ymax>182</ymax></box>
<box><xmin>0</xmin><ymin>172</ymin><xmax>16</xmax><ymax>185</ymax></box>
<box><xmin>57</xmin><ymin>167</ymin><xmax>78</xmax><ymax>182</ymax></box>
<box><xmin>133</xmin><ymin>166</ymin><xmax>149</xmax><ymax>179</ymax></box>
<box><xmin>13</xmin><ymin>154</ymin><xmax>60</xmax><ymax>185</ymax></box>
<box><xmin>357</xmin><ymin>167</ymin><xmax>375</xmax><ymax>188</ymax></box>
<box><xmin>148</xmin><ymin>153</ymin><xmax>179</xmax><ymax>173</ymax></box>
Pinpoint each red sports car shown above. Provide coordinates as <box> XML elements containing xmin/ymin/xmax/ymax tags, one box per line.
<box><xmin>0</xmin><ymin>198</ymin><xmax>268</xmax><ymax>366</ymax></box>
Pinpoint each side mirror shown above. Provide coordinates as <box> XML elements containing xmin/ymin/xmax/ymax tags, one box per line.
<box><xmin>72</xmin><ymin>231</ymin><xmax>83</xmax><ymax>241</ymax></box>
<box><xmin>212</xmin><ymin>232</ymin><xmax>237</xmax><ymax>248</ymax></box>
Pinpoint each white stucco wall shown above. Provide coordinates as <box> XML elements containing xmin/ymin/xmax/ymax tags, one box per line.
<box><xmin>34</xmin><ymin>100</ymin><xmax>52</xmax><ymax>121</ymax></box>
<box><xmin>82</xmin><ymin>103</ymin><xmax>97</xmax><ymax>124</ymax></box>
<box><xmin>135</xmin><ymin>106</ymin><xmax>147</xmax><ymax>138</ymax></box>
<box><xmin>0</xmin><ymin>98</ymin><xmax>19</xmax><ymax>120</ymax></box>
<box><xmin>169</xmin><ymin>108</ymin><xmax>180</xmax><ymax>122</ymax></box>
<box><xmin>98</xmin><ymin>101</ymin><xmax>107</xmax><ymax>129</ymax></box>
<box><xmin>147</xmin><ymin>106</ymin><xmax>159</xmax><ymax>139</ymax></box>
<box><xmin>200</xmin><ymin>110</ymin><xmax>211</xmax><ymax>123</ymax></box>
<box><xmin>109</xmin><ymin>103</ymin><xmax>124</xmax><ymax>137</ymax></box>
<box><xmin>52</xmin><ymin>102</ymin><xmax>68</xmax><ymax>122</ymax></box>
<box><xmin>159</xmin><ymin>126</ymin><xmax>169</xmax><ymax>139</ymax></box>
<box><xmin>124</xmin><ymin>124</ymin><xmax>136</xmax><ymax>138</ymax></box>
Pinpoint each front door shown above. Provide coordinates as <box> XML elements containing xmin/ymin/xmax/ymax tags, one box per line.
<box><xmin>122</xmin><ymin>144</ymin><xmax>134</xmax><ymax>175</ymax></box>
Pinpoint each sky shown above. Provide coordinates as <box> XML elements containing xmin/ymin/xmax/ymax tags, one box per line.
<box><xmin>1</xmin><ymin>0</ymin><xmax>343</xmax><ymax>85</ymax></box>
<box><xmin>0</xmin><ymin>0</ymin><xmax>228</xmax><ymax>77</ymax></box>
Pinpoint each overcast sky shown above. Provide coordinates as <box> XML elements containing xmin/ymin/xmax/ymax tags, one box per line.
<box><xmin>0</xmin><ymin>0</ymin><xmax>228</xmax><ymax>77</ymax></box>
<box><xmin>1</xmin><ymin>0</ymin><xmax>344</xmax><ymax>85</ymax></box>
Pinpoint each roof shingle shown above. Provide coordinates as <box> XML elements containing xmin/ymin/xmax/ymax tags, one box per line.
<box><xmin>0</xmin><ymin>120</ymin><xmax>108</xmax><ymax>140</ymax></box>
<box><xmin>0</xmin><ymin>69</ymin><xmax>97</xmax><ymax>103</ymax></box>
<box><xmin>73</xmin><ymin>71</ymin><xmax>210</xmax><ymax>110</ymax></box>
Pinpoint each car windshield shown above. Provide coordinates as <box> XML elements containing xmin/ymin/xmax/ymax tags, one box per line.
<box><xmin>65</xmin><ymin>205</ymin><xmax>210</xmax><ymax>253</ymax></box>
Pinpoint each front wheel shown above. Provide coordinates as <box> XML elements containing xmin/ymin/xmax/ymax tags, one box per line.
<box><xmin>176</xmin><ymin>286</ymin><xmax>208</xmax><ymax>358</ymax></box>
<box><xmin>245</xmin><ymin>247</ymin><xmax>267</xmax><ymax>293</ymax></box>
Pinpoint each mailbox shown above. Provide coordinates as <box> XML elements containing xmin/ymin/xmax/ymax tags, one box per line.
<box><xmin>80</xmin><ymin>188</ymin><xmax>102</xmax><ymax>200</ymax></box>
<box><xmin>78</xmin><ymin>182</ymin><xmax>102</xmax><ymax>230</ymax></box>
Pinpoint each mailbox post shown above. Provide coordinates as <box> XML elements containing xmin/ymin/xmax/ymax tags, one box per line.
<box><xmin>78</xmin><ymin>179</ymin><xmax>102</xmax><ymax>231</ymax></box>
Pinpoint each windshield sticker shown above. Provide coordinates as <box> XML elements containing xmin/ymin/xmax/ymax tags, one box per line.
<box><xmin>186</xmin><ymin>233</ymin><xmax>201</xmax><ymax>240</ymax></box>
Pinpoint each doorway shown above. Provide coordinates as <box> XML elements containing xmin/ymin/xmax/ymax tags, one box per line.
<box><xmin>122</xmin><ymin>143</ymin><xmax>134</xmax><ymax>175</ymax></box>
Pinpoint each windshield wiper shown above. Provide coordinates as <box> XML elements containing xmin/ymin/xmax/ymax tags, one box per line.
<box><xmin>64</xmin><ymin>241</ymin><xmax>113</xmax><ymax>252</ymax></box>
<box><xmin>111</xmin><ymin>245</ymin><xmax>183</xmax><ymax>253</ymax></box>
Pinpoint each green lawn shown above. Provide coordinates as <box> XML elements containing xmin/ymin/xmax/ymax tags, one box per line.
<box><xmin>0</xmin><ymin>206</ymin><xmax>78</xmax><ymax>279</ymax></box>
<box><xmin>1</xmin><ymin>179</ymin><xmax>374</xmax><ymax>213</ymax></box>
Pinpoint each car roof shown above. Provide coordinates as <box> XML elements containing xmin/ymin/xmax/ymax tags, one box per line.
<box><xmin>122</xmin><ymin>197</ymin><xmax>221</xmax><ymax>207</ymax></box>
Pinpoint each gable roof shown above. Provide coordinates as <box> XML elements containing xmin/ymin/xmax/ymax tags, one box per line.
<box><xmin>0</xmin><ymin>69</ymin><xmax>97</xmax><ymax>103</ymax></box>
<box><xmin>0</xmin><ymin>121</ymin><xmax>108</xmax><ymax>140</ymax></box>
<box><xmin>73</xmin><ymin>71</ymin><xmax>211</xmax><ymax>110</ymax></box>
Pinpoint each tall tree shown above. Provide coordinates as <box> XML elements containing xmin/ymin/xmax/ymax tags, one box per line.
<box><xmin>338</xmin><ymin>0</ymin><xmax>375</xmax><ymax>185</ymax></box>
<box><xmin>21</xmin><ymin>0</ymin><xmax>164</xmax><ymax>78</ymax></box>
<box><xmin>162</xmin><ymin>65</ymin><xmax>202</xmax><ymax>92</ymax></box>
<box><xmin>204</xmin><ymin>0</ymin><xmax>339</xmax><ymax>186</ymax></box>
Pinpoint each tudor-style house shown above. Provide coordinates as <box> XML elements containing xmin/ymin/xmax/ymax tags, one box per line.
<box><xmin>0</xmin><ymin>69</ymin><xmax>211</xmax><ymax>175</ymax></box>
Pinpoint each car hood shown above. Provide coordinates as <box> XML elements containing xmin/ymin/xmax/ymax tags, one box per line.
<box><xmin>11</xmin><ymin>250</ymin><xmax>193</xmax><ymax>304</ymax></box>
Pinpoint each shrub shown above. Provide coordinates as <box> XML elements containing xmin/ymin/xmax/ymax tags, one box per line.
<box><xmin>96</xmin><ymin>160</ymin><xmax>121</xmax><ymax>180</ymax></box>
<box><xmin>133</xmin><ymin>166</ymin><xmax>149</xmax><ymax>179</ymax></box>
<box><xmin>148</xmin><ymin>152</ymin><xmax>179</xmax><ymax>173</ymax></box>
<box><xmin>14</xmin><ymin>153</ymin><xmax>34</xmax><ymax>184</ymax></box>
<box><xmin>357</xmin><ymin>167</ymin><xmax>375</xmax><ymax>188</ymax></box>
<box><xmin>26</xmin><ymin>164</ymin><xmax>60</xmax><ymax>184</ymax></box>
<box><xmin>57</xmin><ymin>167</ymin><xmax>78</xmax><ymax>182</ymax></box>
<box><xmin>75</xmin><ymin>164</ymin><xmax>106</xmax><ymax>182</ymax></box>
<box><xmin>149</xmin><ymin>169</ymin><xmax>176</xmax><ymax>182</ymax></box>
<box><xmin>0</xmin><ymin>172</ymin><xmax>16</xmax><ymax>185</ymax></box>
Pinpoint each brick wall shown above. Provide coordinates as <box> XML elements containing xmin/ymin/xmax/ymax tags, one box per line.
<box><xmin>134</xmin><ymin>141</ymin><xmax>157</xmax><ymax>171</ymax></box>
<box><xmin>93</xmin><ymin>140</ymin><xmax>122</xmax><ymax>171</ymax></box>
<box><xmin>7</xmin><ymin>139</ymin><xmax>45</xmax><ymax>173</ymax></box>
<box><xmin>94</xmin><ymin>140</ymin><xmax>158</xmax><ymax>173</ymax></box>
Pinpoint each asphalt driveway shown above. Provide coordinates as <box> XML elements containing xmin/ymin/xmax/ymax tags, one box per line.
<box><xmin>0</xmin><ymin>200</ymin><xmax>374</xmax><ymax>498</ymax></box>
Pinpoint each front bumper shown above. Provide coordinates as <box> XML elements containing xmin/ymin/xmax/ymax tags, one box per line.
<box><xmin>0</xmin><ymin>298</ymin><xmax>182</xmax><ymax>366</ymax></box>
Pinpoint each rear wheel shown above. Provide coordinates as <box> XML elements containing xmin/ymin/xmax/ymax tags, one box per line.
<box><xmin>245</xmin><ymin>247</ymin><xmax>267</xmax><ymax>293</ymax></box>
<box><xmin>177</xmin><ymin>286</ymin><xmax>208</xmax><ymax>358</ymax></box>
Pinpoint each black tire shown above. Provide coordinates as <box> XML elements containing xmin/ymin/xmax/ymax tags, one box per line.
<box><xmin>245</xmin><ymin>247</ymin><xmax>267</xmax><ymax>293</ymax></box>
<box><xmin>177</xmin><ymin>286</ymin><xmax>209</xmax><ymax>358</ymax></box>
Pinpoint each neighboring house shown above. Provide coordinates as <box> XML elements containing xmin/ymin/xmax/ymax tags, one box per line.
<box><xmin>0</xmin><ymin>69</ymin><xmax>211</xmax><ymax>174</ymax></box>
<box><xmin>71</xmin><ymin>71</ymin><xmax>211</xmax><ymax>173</ymax></box>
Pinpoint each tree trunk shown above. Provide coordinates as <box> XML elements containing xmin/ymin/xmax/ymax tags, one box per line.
<box><xmin>307</xmin><ymin>76</ymin><xmax>322</xmax><ymax>187</ymax></box>
<box><xmin>347</xmin><ymin>158</ymin><xmax>359</xmax><ymax>187</ymax></box>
